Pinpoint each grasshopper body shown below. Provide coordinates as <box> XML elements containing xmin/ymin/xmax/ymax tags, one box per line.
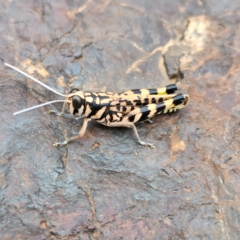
<box><xmin>54</xmin><ymin>84</ymin><xmax>189</xmax><ymax>148</ymax></box>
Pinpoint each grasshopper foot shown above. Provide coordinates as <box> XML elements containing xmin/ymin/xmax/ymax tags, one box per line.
<box><xmin>53</xmin><ymin>140</ymin><xmax>68</xmax><ymax>147</ymax></box>
<box><xmin>145</xmin><ymin>118</ymin><xmax>153</xmax><ymax>124</ymax></box>
<box><xmin>49</xmin><ymin>109</ymin><xmax>64</xmax><ymax>117</ymax></box>
<box><xmin>138</xmin><ymin>141</ymin><xmax>155</xmax><ymax>149</ymax></box>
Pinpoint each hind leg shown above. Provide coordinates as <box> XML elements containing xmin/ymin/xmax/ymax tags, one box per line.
<box><xmin>107</xmin><ymin>121</ymin><xmax>154</xmax><ymax>148</ymax></box>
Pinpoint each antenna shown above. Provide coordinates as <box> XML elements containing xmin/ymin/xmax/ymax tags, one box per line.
<box><xmin>4</xmin><ymin>63</ymin><xmax>68</xmax><ymax>98</ymax></box>
<box><xmin>13</xmin><ymin>100</ymin><xmax>71</xmax><ymax>115</ymax></box>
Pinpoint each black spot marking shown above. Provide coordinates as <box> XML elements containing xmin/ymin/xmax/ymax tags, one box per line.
<box><xmin>144</xmin><ymin>98</ymin><xmax>149</xmax><ymax>105</ymax></box>
<box><xmin>133</xmin><ymin>99</ymin><xmax>142</xmax><ymax>105</ymax></box>
<box><xmin>122</xmin><ymin>106</ymin><xmax>127</xmax><ymax>112</ymax></box>
<box><xmin>129</xmin><ymin>115</ymin><xmax>135</xmax><ymax>122</ymax></box>
<box><xmin>109</xmin><ymin>112</ymin><xmax>113</xmax><ymax>122</ymax></box>
<box><xmin>166</xmin><ymin>84</ymin><xmax>178</xmax><ymax>94</ymax></box>
<box><xmin>130</xmin><ymin>89</ymin><xmax>141</xmax><ymax>94</ymax></box>
<box><xmin>116</xmin><ymin>104</ymin><xmax>121</xmax><ymax>111</ymax></box>
<box><xmin>156</xmin><ymin>102</ymin><xmax>166</xmax><ymax>114</ymax></box>
<box><xmin>138</xmin><ymin>106</ymin><xmax>151</xmax><ymax>122</ymax></box>
<box><xmin>173</xmin><ymin>94</ymin><xmax>185</xmax><ymax>106</ymax></box>
<box><xmin>152</xmin><ymin>98</ymin><xmax>156</xmax><ymax>103</ymax></box>
<box><xmin>126</xmin><ymin>100</ymin><xmax>132</xmax><ymax>105</ymax></box>
<box><xmin>149</xmin><ymin>89</ymin><xmax>158</xmax><ymax>95</ymax></box>
<box><xmin>119</xmin><ymin>99</ymin><xmax>133</xmax><ymax>106</ymax></box>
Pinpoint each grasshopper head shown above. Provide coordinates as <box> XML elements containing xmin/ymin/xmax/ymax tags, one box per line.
<box><xmin>67</xmin><ymin>88</ymin><xmax>86</xmax><ymax>117</ymax></box>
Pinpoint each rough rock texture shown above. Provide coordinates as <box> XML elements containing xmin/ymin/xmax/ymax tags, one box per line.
<box><xmin>0</xmin><ymin>0</ymin><xmax>240</xmax><ymax>239</ymax></box>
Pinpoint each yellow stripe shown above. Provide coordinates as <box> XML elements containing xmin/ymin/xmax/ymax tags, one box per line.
<box><xmin>140</xmin><ymin>89</ymin><xmax>150</xmax><ymax>95</ymax></box>
<box><xmin>156</xmin><ymin>87</ymin><xmax>167</xmax><ymax>95</ymax></box>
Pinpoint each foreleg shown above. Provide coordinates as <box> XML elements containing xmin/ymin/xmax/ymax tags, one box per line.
<box><xmin>53</xmin><ymin>118</ymin><xmax>90</xmax><ymax>147</ymax></box>
<box><xmin>49</xmin><ymin>101</ymin><xmax>67</xmax><ymax>117</ymax></box>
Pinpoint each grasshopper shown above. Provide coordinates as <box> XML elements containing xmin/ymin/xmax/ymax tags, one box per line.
<box><xmin>5</xmin><ymin>63</ymin><xmax>189</xmax><ymax>148</ymax></box>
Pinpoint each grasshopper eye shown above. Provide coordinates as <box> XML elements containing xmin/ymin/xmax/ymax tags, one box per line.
<box><xmin>72</xmin><ymin>95</ymin><xmax>82</xmax><ymax>109</ymax></box>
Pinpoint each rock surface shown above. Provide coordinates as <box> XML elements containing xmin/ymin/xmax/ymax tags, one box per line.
<box><xmin>0</xmin><ymin>0</ymin><xmax>240</xmax><ymax>239</ymax></box>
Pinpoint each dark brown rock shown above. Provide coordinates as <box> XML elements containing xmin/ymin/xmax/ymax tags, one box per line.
<box><xmin>0</xmin><ymin>0</ymin><xmax>240</xmax><ymax>239</ymax></box>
